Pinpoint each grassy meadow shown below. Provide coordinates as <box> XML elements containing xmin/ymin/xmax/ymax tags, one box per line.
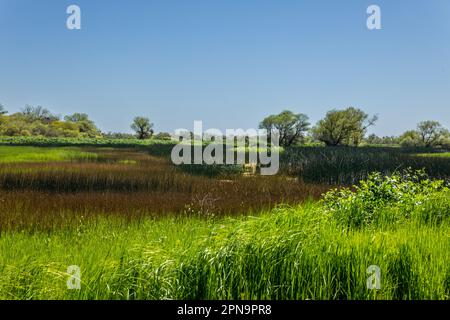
<box><xmin>1</xmin><ymin>204</ymin><xmax>450</xmax><ymax>300</ymax></box>
<box><xmin>0</xmin><ymin>146</ymin><xmax>97</xmax><ymax>163</ymax></box>
<box><xmin>416</xmin><ymin>152</ymin><xmax>450</xmax><ymax>158</ymax></box>
<box><xmin>0</xmin><ymin>142</ymin><xmax>449</xmax><ymax>299</ymax></box>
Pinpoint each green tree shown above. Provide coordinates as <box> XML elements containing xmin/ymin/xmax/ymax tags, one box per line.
<box><xmin>64</xmin><ymin>113</ymin><xmax>90</xmax><ymax>123</ymax></box>
<box><xmin>441</xmin><ymin>131</ymin><xmax>450</xmax><ymax>149</ymax></box>
<box><xmin>64</xmin><ymin>113</ymin><xmax>101</xmax><ymax>137</ymax></box>
<box><xmin>312</xmin><ymin>107</ymin><xmax>377</xmax><ymax>146</ymax></box>
<box><xmin>131</xmin><ymin>116</ymin><xmax>154</xmax><ymax>139</ymax></box>
<box><xmin>154</xmin><ymin>132</ymin><xmax>172</xmax><ymax>140</ymax></box>
<box><xmin>21</xmin><ymin>105</ymin><xmax>59</xmax><ymax>123</ymax></box>
<box><xmin>365</xmin><ymin>134</ymin><xmax>382</xmax><ymax>145</ymax></box>
<box><xmin>399</xmin><ymin>130</ymin><xmax>420</xmax><ymax>147</ymax></box>
<box><xmin>365</xmin><ymin>134</ymin><xmax>398</xmax><ymax>145</ymax></box>
<box><xmin>259</xmin><ymin>110</ymin><xmax>310</xmax><ymax>148</ymax></box>
<box><xmin>416</xmin><ymin>120</ymin><xmax>447</xmax><ymax>148</ymax></box>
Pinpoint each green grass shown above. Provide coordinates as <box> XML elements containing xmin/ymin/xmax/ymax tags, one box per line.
<box><xmin>0</xmin><ymin>189</ymin><xmax>449</xmax><ymax>300</ymax></box>
<box><xmin>416</xmin><ymin>152</ymin><xmax>450</xmax><ymax>158</ymax></box>
<box><xmin>0</xmin><ymin>146</ymin><xmax>97</xmax><ymax>163</ymax></box>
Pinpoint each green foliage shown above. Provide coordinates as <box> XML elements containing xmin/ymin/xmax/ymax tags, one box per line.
<box><xmin>103</xmin><ymin>132</ymin><xmax>136</xmax><ymax>139</ymax></box>
<box><xmin>259</xmin><ymin>110</ymin><xmax>310</xmax><ymax>147</ymax></box>
<box><xmin>322</xmin><ymin>169</ymin><xmax>449</xmax><ymax>228</ymax></box>
<box><xmin>399</xmin><ymin>121</ymin><xmax>449</xmax><ymax>148</ymax></box>
<box><xmin>312</xmin><ymin>107</ymin><xmax>377</xmax><ymax>146</ymax></box>
<box><xmin>0</xmin><ymin>136</ymin><xmax>174</xmax><ymax>148</ymax></box>
<box><xmin>131</xmin><ymin>116</ymin><xmax>154</xmax><ymax>139</ymax></box>
<box><xmin>399</xmin><ymin>130</ymin><xmax>420</xmax><ymax>147</ymax></box>
<box><xmin>154</xmin><ymin>132</ymin><xmax>172</xmax><ymax>140</ymax></box>
<box><xmin>63</xmin><ymin>113</ymin><xmax>101</xmax><ymax>137</ymax></box>
<box><xmin>417</xmin><ymin>120</ymin><xmax>448</xmax><ymax>148</ymax></box>
<box><xmin>364</xmin><ymin>134</ymin><xmax>399</xmax><ymax>146</ymax></box>
<box><xmin>0</xmin><ymin>106</ymin><xmax>102</xmax><ymax>138</ymax></box>
<box><xmin>21</xmin><ymin>105</ymin><xmax>60</xmax><ymax>122</ymax></box>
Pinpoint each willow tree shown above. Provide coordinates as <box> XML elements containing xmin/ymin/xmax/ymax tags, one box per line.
<box><xmin>259</xmin><ymin>110</ymin><xmax>310</xmax><ymax>148</ymax></box>
<box><xmin>131</xmin><ymin>116</ymin><xmax>154</xmax><ymax>139</ymax></box>
<box><xmin>312</xmin><ymin>107</ymin><xmax>377</xmax><ymax>146</ymax></box>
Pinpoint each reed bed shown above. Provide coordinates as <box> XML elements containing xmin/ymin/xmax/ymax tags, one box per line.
<box><xmin>280</xmin><ymin>146</ymin><xmax>450</xmax><ymax>185</ymax></box>
<box><xmin>0</xmin><ymin>178</ymin><xmax>329</xmax><ymax>232</ymax></box>
<box><xmin>0</xmin><ymin>147</ymin><xmax>329</xmax><ymax>231</ymax></box>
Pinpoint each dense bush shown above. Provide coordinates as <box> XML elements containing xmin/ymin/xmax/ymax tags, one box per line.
<box><xmin>0</xmin><ymin>109</ymin><xmax>101</xmax><ymax>138</ymax></box>
<box><xmin>322</xmin><ymin>169</ymin><xmax>450</xmax><ymax>228</ymax></box>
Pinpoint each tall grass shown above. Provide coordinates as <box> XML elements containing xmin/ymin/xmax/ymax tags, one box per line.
<box><xmin>280</xmin><ymin>146</ymin><xmax>450</xmax><ymax>185</ymax></box>
<box><xmin>0</xmin><ymin>197</ymin><xmax>449</xmax><ymax>299</ymax></box>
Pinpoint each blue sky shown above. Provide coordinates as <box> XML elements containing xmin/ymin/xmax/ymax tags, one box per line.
<box><xmin>0</xmin><ymin>0</ymin><xmax>449</xmax><ymax>135</ymax></box>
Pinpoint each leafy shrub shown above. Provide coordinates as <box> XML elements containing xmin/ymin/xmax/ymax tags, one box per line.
<box><xmin>322</xmin><ymin>169</ymin><xmax>450</xmax><ymax>228</ymax></box>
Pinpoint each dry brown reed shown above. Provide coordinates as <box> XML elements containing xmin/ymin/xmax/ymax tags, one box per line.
<box><xmin>0</xmin><ymin>148</ymin><xmax>330</xmax><ymax>231</ymax></box>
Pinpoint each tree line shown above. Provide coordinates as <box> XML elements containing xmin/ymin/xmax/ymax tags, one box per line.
<box><xmin>0</xmin><ymin>103</ymin><xmax>168</xmax><ymax>140</ymax></box>
<box><xmin>0</xmin><ymin>104</ymin><xmax>102</xmax><ymax>138</ymax></box>
<box><xmin>0</xmin><ymin>103</ymin><xmax>448</xmax><ymax>148</ymax></box>
<box><xmin>260</xmin><ymin>108</ymin><xmax>449</xmax><ymax>149</ymax></box>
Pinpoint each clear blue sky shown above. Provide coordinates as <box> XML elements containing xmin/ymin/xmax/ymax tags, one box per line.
<box><xmin>1</xmin><ymin>0</ymin><xmax>449</xmax><ymax>135</ymax></box>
